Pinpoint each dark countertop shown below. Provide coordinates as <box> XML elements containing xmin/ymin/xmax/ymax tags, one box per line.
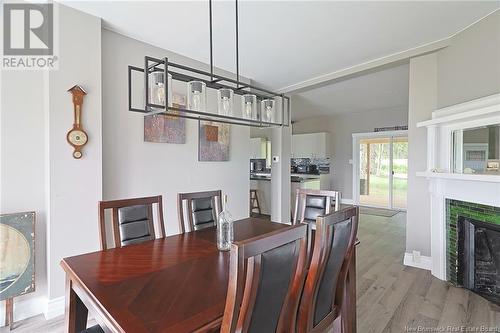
<box><xmin>251</xmin><ymin>171</ymin><xmax>324</xmax><ymax>183</ymax></box>
<box><xmin>251</xmin><ymin>176</ymin><xmax>318</xmax><ymax>183</ymax></box>
<box><xmin>250</xmin><ymin>176</ymin><xmax>271</xmax><ymax>181</ymax></box>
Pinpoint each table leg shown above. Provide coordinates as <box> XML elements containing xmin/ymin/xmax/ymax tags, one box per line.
<box><xmin>342</xmin><ymin>248</ymin><xmax>357</xmax><ymax>333</ymax></box>
<box><xmin>65</xmin><ymin>274</ymin><xmax>88</xmax><ymax>333</ymax></box>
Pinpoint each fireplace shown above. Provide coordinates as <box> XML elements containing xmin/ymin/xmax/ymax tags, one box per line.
<box><xmin>457</xmin><ymin>216</ymin><xmax>500</xmax><ymax>304</ymax></box>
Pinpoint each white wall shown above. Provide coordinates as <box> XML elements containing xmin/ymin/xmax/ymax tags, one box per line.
<box><xmin>45</xmin><ymin>4</ymin><xmax>102</xmax><ymax>304</ymax></box>
<box><xmin>102</xmin><ymin>30</ymin><xmax>250</xmax><ymax>235</ymax></box>
<box><xmin>270</xmin><ymin>126</ymin><xmax>291</xmax><ymax>223</ymax></box>
<box><xmin>292</xmin><ymin>107</ymin><xmax>408</xmax><ymax>200</ymax></box>
<box><xmin>406</xmin><ymin>53</ymin><xmax>436</xmax><ymax>257</ymax></box>
<box><xmin>0</xmin><ymin>3</ymin><xmax>102</xmax><ymax>320</ymax></box>
<box><xmin>0</xmin><ymin>71</ymin><xmax>48</xmax><ymax>322</ymax></box>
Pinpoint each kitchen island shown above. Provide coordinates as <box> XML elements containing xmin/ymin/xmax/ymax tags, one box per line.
<box><xmin>250</xmin><ymin>173</ymin><xmax>272</xmax><ymax>215</ymax></box>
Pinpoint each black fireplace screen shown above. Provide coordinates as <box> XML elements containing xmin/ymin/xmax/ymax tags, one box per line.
<box><xmin>458</xmin><ymin>216</ymin><xmax>500</xmax><ymax>305</ymax></box>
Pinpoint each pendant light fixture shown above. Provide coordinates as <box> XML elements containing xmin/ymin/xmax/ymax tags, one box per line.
<box><xmin>128</xmin><ymin>0</ymin><xmax>290</xmax><ymax>127</ymax></box>
<box><xmin>218</xmin><ymin>88</ymin><xmax>234</xmax><ymax>116</ymax></box>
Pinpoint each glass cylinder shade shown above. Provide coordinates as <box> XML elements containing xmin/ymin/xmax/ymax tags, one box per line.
<box><xmin>148</xmin><ymin>72</ymin><xmax>172</xmax><ymax>107</ymax></box>
<box><xmin>241</xmin><ymin>94</ymin><xmax>257</xmax><ymax>120</ymax></box>
<box><xmin>261</xmin><ymin>99</ymin><xmax>275</xmax><ymax>123</ymax></box>
<box><xmin>187</xmin><ymin>81</ymin><xmax>206</xmax><ymax>111</ymax></box>
<box><xmin>217</xmin><ymin>88</ymin><xmax>234</xmax><ymax>116</ymax></box>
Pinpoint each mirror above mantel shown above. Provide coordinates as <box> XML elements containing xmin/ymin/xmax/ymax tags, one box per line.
<box><xmin>453</xmin><ymin>124</ymin><xmax>500</xmax><ymax>175</ymax></box>
<box><xmin>416</xmin><ymin>93</ymin><xmax>500</xmax><ymax>183</ymax></box>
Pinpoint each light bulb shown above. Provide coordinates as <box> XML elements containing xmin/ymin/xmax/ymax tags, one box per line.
<box><xmin>266</xmin><ymin>105</ymin><xmax>273</xmax><ymax>122</ymax></box>
<box><xmin>188</xmin><ymin>81</ymin><xmax>206</xmax><ymax>112</ymax></box>
<box><xmin>245</xmin><ymin>102</ymin><xmax>253</xmax><ymax>119</ymax></box>
<box><xmin>156</xmin><ymin>82</ymin><xmax>165</xmax><ymax>106</ymax></box>
<box><xmin>222</xmin><ymin>97</ymin><xmax>230</xmax><ymax>115</ymax></box>
<box><xmin>192</xmin><ymin>91</ymin><xmax>201</xmax><ymax>111</ymax></box>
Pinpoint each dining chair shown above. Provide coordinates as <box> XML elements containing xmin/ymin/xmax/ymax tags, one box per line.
<box><xmin>98</xmin><ymin>195</ymin><xmax>165</xmax><ymax>250</ymax></box>
<box><xmin>177</xmin><ymin>190</ymin><xmax>222</xmax><ymax>233</ymax></box>
<box><xmin>221</xmin><ymin>223</ymin><xmax>308</xmax><ymax>333</ymax></box>
<box><xmin>297</xmin><ymin>206</ymin><xmax>359</xmax><ymax>333</ymax></box>
<box><xmin>293</xmin><ymin>189</ymin><xmax>341</xmax><ymax>226</ymax></box>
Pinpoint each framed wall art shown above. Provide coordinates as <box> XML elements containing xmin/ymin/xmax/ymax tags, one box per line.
<box><xmin>0</xmin><ymin>212</ymin><xmax>35</xmax><ymax>301</ymax></box>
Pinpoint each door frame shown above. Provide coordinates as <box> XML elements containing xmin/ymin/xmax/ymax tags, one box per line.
<box><xmin>352</xmin><ymin>130</ymin><xmax>408</xmax><ymax>210</ymax></box>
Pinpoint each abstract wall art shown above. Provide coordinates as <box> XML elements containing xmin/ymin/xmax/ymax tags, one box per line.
<box><xmin>144</xmin><ymin>93</ymin><xmax>187</xmax><ymax>144</ymax></box>
<box><xmin>198</xmin><ymin>121</ymin><xmax>230</xmax><ymax>161</ymax></box>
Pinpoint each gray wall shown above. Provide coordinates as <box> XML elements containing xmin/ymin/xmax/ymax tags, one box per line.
<box><xmin>0</xmin><ymin>3</ymin><xmax>103</xmax><ymax>318</ymax></box>
<box><xmin>405</xmin><ymin>11</ymin><xmax>500</xmax><ymax>257</ymax></box>
<box><xmin>292</xmin><ymin>107</ymin><xmax>408</xmax><ymax>200</ymax></box>
<box><xmin>406</xmin><ymin>53</ymin><xmax>436</xmax><ymax>257</ymax></box>
<box><xmin>102</xmin><ymin>30</ymin><xmax>251</xmax><ymax>236</ymax></box>
<box><xmin>437</xmin><ymin>10</ymin><xmax>500</xmax><ymax>108</ymax></box>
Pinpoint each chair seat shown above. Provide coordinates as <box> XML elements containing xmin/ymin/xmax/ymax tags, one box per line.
<box><xmin>80</xmin><ymin>324</ymin><xmax>104</xmax><ymax>333</ymax></box>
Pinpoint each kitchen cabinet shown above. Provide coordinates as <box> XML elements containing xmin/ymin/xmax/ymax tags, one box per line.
<box><xmin>291</xmin><ymin>133</ymin><xmax>328</xmax><ymax>158</ymax></box>
<box><xmin>250</xmin><ymin>138</ymin><xmax>266</xmax><ymax>159</ymax></box>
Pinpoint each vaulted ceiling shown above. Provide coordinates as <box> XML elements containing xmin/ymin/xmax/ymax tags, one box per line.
<box><xmin>64</xmin><ymin>1</ymin><xmax>499</xmax><ymax>119</ymax></box>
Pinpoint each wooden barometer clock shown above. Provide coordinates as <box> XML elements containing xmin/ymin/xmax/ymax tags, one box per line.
<box><xmin>67</xmin><ymin>85</ymin><xmax>88</xmax><ymax>159</ymax></box>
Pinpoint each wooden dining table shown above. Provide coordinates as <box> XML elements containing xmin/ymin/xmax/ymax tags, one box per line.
<box><xmin>61</xmin><ymin>217</ymin><xmax>358</xmax><ymax>333</ymax></box>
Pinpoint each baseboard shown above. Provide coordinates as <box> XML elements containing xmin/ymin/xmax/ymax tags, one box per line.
<box><xmin>341</xmin><ymin>198</ymin><xmax>354</xmax><ymax>204</ymax></box>
<box><xmin>0</xmin><ymin>295</ymin><xmax>46</xmax><ymax>325</ymax></box>
<box><xmin>44</xmin><ymin>296</ymin><xmax>65</xmax><ymax>320</ymax></box>
<box><xmin>403</xmin><ymin>252</ymin><xmax>432</xmax><ymax>271</ymax></box>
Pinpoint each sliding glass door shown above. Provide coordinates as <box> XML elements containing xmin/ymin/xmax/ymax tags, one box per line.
<box><xmin>355</xmin><ymin>133</ymin><xmax>407</xmax><ymax>210</ymax></box>
<box><xmin>359</xmin><ymin>138</ymin><xmax>391</xmax><ymax>207</ymax></box>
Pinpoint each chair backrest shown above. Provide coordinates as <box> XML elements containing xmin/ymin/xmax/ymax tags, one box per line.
<box><xmin>297</xmin><ymin>206</ymin><xmax>359</xmax><ymax>333</ymax></box>
<box><xmin>177</xmin><ymin>190</ymin><xmax>222</xmax><ymax>233</ymax></box>
<box><xmin>293</xmin><ymin>189</ymin><xmax>341</xmax><ymax>225</ymax></box>
<box><xmin>221</xmin><ymin>224</ymin><xmax>308</xmax><ymax>333</ymax></box>
<box><xmin>98</xmin><ymin>195</ymin><xmax>165</xmax><ymax>250</ymax></box>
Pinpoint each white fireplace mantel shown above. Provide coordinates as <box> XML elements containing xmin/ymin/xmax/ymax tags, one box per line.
<box><xmin>414</xmin><ymin>93</ymin><xmax>500</xmax><ymax>281</ymax></box>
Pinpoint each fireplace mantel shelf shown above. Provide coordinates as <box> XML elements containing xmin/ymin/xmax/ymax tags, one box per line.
<box><xmin>417</xmin><ymin>171</ymin><xmax>500</xmax><ymax>183</ymax></box>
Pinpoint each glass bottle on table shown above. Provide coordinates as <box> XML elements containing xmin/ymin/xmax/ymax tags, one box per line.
<box><xmin>217</xmin><ymin>195</ymin><xmax>234</xmax><ymax>251</ymax></box>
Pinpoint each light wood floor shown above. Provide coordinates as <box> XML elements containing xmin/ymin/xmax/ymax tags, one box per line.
<box><xmin>2</xmin><ymin>212</ymin><xmax>499</xmax><ymax>333</ymax></box>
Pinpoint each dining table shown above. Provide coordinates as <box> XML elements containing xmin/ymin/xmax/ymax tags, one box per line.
<box><xmin>61</xmin><ymin>217</ymin><xmax>358</xmax><ymax>333</ymax></box>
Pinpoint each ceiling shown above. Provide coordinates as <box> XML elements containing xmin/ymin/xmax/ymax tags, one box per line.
<box><xmin>63</xmin><ymin>1</ymin><xmax>498</xmax><ymax>121</ymax></box>
<box><xmin>292</xmin><ymin>63</ymin><xmax>409</xmax><ymax>120</ymax></box>
<box><xmin>63</xmin><ymin>1</ymin><xmax>498</xmax><ymax>90</ymax></box>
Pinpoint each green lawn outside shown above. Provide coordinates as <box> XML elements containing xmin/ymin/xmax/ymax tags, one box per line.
<box><xmin>362</xmin><ymin>175</ymin><xmax>407</xmax><ymax>206</ymax></box>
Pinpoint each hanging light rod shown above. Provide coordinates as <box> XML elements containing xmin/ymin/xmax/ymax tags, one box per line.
<box><xmin>127</xmin><ymin>0</ymin><xmax>290</xmax><ymax>128</ymax></box>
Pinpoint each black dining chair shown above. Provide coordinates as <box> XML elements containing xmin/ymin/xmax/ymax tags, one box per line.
<box><xmin>177</xmin><ymin>190</ymin><xmax>222</xmax><ymax>233</ymax></box>
<box><xmin>293</xmin><ymin>189</ymin><xmax>341</xmax><ymax>227</ymax></box>
<box><xmin>98</xmin><ymin>195</ymin><xmax>166</xmax><ymax>250</ymax></box>
<box><xmin>83</xmin><ymin>196</ymin><xmax>165</xmax><ymax>333</ymax></box>
<box><xmin>297</xmin><ymin>206</ymin><xmax>359</xmax><ymax>333</ymax></box>
<box><xmin>220</xmin><ymin>223</ymin><xmax>308</xmax><ymax>333</ymax></box>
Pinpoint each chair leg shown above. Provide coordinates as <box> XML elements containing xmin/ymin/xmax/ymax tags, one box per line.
<box><xmin>254</xmin><ymin>192</ymin><xmax>261</xmax><ymax>215</ymax></box>
<box><xmin>249</xmin><ymin>190</ymin><xmax>262</xmax><ymax>215</ymax></box>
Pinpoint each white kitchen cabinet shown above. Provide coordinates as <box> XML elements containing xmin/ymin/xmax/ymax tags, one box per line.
<box><xmin>291</xmin><ymin>133</ymin><xmax>328</xmax><ymax>158</ymax></box>
<box><xmin>250</xmin><ymin>138</ymin><xmax>266</xmax><ymax>159</ymax></box>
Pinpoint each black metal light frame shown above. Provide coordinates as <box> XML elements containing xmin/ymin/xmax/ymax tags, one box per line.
<box><xmin>127</xmin><ymin>0</ymin><xmax>290</xmax><ymax>128</ymax></box>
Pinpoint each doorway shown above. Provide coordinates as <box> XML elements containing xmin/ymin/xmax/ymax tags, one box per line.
<box><xmin>352</xmin><ymin>131</ymin><xmax>408</xmax><ymax>210</ymax></box>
